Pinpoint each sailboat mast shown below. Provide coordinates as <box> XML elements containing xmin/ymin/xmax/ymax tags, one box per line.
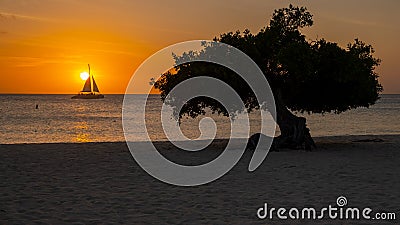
<box><xmin>88</xmin><ymin>64</ymin><xmax>93</xmax><ymax>93</ymax></box>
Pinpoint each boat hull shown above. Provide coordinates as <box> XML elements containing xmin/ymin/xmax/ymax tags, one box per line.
<box><xmin>71</xmin><ymin>94</ymin><xmax>104</xmax><ymax>99</ymax></box>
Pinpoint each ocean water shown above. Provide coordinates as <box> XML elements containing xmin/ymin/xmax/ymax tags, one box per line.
<box><xmin>0</xmin><ymin>94</ymin><xmax>399</xmax><ymax>144</ymax></box>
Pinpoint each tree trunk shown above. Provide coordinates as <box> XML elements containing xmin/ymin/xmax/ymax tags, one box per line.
<box><xmin>274</xmin><ymin>89</ymin><xmax>316</xmax><ymax>150</ymax></box>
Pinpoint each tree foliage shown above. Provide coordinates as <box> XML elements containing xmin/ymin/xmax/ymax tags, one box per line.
<box><xmin>154</xmin><ymin>4</ymin><xmax>382</xmax><ymax>119</ymax></box>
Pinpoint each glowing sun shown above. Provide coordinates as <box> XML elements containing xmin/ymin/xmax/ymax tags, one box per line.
<box><xmin>80</xmin><ymin>72</ymin><xmax>89</xmax><ymax>81</ymax></box>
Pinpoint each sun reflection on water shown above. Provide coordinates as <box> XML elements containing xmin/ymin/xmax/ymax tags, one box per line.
<box><xmin>74</xmin><ymin>121</ymin><xmax>91</xmax><ymax>142</ymax></box>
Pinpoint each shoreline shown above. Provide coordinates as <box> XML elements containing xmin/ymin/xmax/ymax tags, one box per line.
<box><xmin>2</xmin><ymin>134</ymin><xmax>399</xmax><ymax>146</ymax></box>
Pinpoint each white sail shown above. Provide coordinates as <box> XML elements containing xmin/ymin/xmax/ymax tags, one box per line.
<box><xmin>81</xmin><ymin>77</ymin><xmax>92</xmax><ymax>92</ymax></box>
<box><xmin>92</xmin><ymin>76</ymin><xmax>100</xmax><ymax>93</ymax></box>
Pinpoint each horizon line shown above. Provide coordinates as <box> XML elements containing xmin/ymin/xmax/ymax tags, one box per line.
<box><xmin>0</xmin><ymin>93</ymin><xmax>399</xmax><ymax>95</ymax></box>
<box><xmin>0</xmin><ymin>93</ymin><xmax>162</xmax><ymax>95</ymax></box>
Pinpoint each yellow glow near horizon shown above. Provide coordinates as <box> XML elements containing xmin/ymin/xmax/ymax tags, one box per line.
<box><xmin>80</xmin><ymin>72</ymin><xmax>89</xmax><ymax>81</ymax></box>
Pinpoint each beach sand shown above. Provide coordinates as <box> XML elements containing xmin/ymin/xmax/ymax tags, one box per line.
<box><xmin>1</xmin><ymin>135</ymin><xmax>399</xmax><ymax>224</ymax></box>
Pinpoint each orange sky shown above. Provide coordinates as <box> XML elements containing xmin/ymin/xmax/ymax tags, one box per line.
<box><xmin>0</xmin><ymin>0</ymin><xmax>399</xmax><ymax>94</ymax></box>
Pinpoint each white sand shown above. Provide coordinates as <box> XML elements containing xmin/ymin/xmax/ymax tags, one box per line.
<box><xmin>0</xmin><ymin>135</ymin><xmax>399</xmax><ymax>224</ymax></box>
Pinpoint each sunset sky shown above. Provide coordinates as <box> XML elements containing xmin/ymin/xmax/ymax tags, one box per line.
<box><xmin>0</xmin><ymin>0</ymin><xmax>399</xmax><ymax>94</ymax></box>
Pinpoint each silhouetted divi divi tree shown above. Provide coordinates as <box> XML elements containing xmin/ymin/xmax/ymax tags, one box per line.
<box><xmin>154</xmin><ymin>5</ymin><xmax>382</xmax><ymax>150</ymax></box>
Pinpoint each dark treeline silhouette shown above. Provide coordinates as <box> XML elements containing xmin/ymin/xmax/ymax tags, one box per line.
<box><xmin>154</xmin><ymin>5</ymin><xmax>382</xmax><ymax>150</ymax></box>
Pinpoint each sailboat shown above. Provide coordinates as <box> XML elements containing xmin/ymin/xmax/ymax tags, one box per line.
<box><xmin>71</xmin><ymin>64</ymin><xmax>104</xmax><ymax>99</ymax></box>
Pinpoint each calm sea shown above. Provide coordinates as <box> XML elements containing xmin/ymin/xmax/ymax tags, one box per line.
<box><xmin>0</xmin><ymin>94</ymin><xmax>399</xmax><ymax>144</ymax></box>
